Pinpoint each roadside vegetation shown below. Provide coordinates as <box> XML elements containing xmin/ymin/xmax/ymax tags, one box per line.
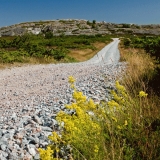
<box><xmin>122</xmin><ymin>35</ymin><xmax>160</xmax><ymax>95</ymax></box>
<box><xmin>38</xmin><ymin>35</ymin><xmax>160</xmax><ymax>160</ymax></box>
<box><xmin>0</xmin><ymin>33</ymin><xmax>112</xmax><ymax>68</ymax></box>
<box><xmin>1</xmin><ymin>32</ymin><xmax>160</xmax><ymax>159</ymax></box>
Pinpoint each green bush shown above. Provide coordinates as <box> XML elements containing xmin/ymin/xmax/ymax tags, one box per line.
<box><xmin>45</xmin><ymin>31</ymin><xmax>54</xmax><ymax>39</ymax></box>
<box><xmin>87</xmin><ymin>20</ymin><xmax>91</xmax><ymax>26</ymax></box>
<box><xmin>92</xmin><ymin>20</ymin><xmax>96</xmax><ymax>24</ymax></box>
<box><xmin>50</xmin><ymin>48</ymin><xmax>68</xmax><ymax>61</ymax></box>
<box><xmin>0</xmin><ymin>50</ymin><xmax>29</xmax><ymax>63</ymax></box>
<box><xmin>0</xmin><ymin>34</ymin><xmax>112</xmax><ymax>64</ymax></box>
<box><xmin>122</xmin><ymin>24</ymin><xmax>131</xmax><ymax>28</ymax></box>
<box><xmin>123</xmin><ymin>38</ymin><xmax>131</xmax><ymax>47</ymax></box>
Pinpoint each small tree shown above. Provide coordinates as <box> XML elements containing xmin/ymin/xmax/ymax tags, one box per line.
<box><xmin>123</xmin><ymin>38</ymin><xmax>131</xmax><ymax>47</ymax></box>
<box><xmin>92</xmin><ymin>20</ymin><xmax>96</xmax><ymax>24</ymax></box>
<box><xmin>45</xmin><ymin>31</ymin><xmax>53</xmax><ymax>39</ymax></box>
<box><xmin>87</xmin><ymin>20</ymin><xmax>91</xmax><ymax>26</ymax></box>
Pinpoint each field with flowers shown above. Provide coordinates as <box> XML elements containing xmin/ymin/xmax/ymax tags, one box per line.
<box><xmin>37</xmin><ymin>37</ymin><xmax>160</xmax><ymax>160</ymax></box>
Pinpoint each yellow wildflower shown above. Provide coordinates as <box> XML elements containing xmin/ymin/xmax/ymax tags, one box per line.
<box><xmin>124</xmin><ymin>120</ymin><xmax>128</xmax><ymax>126</ymax></box>
<box><xmin>48</xmin><ymin>132</ymin><xmax>61</xmax><ymax>143</ymax></box>
<box><xmin>117</xmin><ymin>125</ymin><xmax>122</xmax><ymax>129</ymax></box>
<box><xmin>115</xmin><ymin>81</ymin><xmax>126</xmax><ymax>92</ymax></box>
<box><xmin>38</xmin><ymin>146</ymin><xmax>54</xmax><ymax>160</ymax></box>
<box><xmin>68</xmin><ymin>76</ymin><xmax>75</xmax><ymax>83</ymax></box>
<box><xmin>139</xmin><ymin>91</ymin><xmax>148</xmax><ymax>97</ymax></box>
<box><xmin>111</xmin><ymin>116</ymin><xmax>117</xmax><ymax>122</ymax></box>
<box><xmin>108</xmin><ymin>100</ymin><xmax>120</xmax><ymax>108</ymax></box>
<box><xmin>94</xmin><ymin>145</ymin><xmax>99</xmax><ymax>153</ymax></box>
<box><xmin>88</xmin><ymin>99</ymin><xmax>96</xmax><ymax>109</ymax></box>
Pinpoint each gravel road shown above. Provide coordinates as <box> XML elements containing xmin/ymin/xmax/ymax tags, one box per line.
<box><xmin>0</xmin><ymin>38</ymin><xmax>125</xmax><ymax>159</ymax></box>
<box><xmin>85</xmin><ymin>38</ymin><xmax>120</xmax><ymax>64</ymax></box>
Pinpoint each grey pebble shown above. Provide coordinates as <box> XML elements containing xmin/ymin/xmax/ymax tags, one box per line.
<box><xmin>0</xmin><ymin>144</ymin><xmax>7</xmax><ymax>151</ymax></box>
<box><xmin>33</xmin><ymin>115</ymin><xmax>42</xmax><ymax>125</ymax></box>
<box><xmin>0</xmin><ymin>53</ymin><xmax>126</xmax><ymax>159</ymax></box>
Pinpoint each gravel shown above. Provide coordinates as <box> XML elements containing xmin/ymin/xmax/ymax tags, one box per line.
<box><xmin>0</xmin><ymin>38</ymin><xmax>126</xmax><ymax>159</ymax></box>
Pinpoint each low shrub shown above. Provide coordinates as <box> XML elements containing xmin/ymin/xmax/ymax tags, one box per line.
<box><xmin>0</xmin><ymin>50</ymin><xmax>29</xmax><ymax>63</ymax></box>
<box><xmin>39</xmin><ymin>76</ymin><xmax>160</xmax><ymax>160</ymax></box>
<box><xmin>0</xmin><ymin>34</ymin><xmax>112</xmax><ymax>64</ymax></box>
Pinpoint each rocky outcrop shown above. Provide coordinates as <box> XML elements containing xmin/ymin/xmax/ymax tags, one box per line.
<box><xmin>0</xmin><ymin>19</ymin><xmax>160</xmax><ymax>37</ymax></box>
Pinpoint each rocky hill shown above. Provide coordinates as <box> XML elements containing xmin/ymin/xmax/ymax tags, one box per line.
<box><xmin>0</xmin><ymin>19</ymin><xmax>160</xmax><ymax>37</ymax></box>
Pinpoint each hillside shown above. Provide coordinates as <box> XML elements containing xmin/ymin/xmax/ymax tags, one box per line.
<box><xmin>1</xmin><ymin>19</ymin><xmax>160</xmax><ymax>37</ymax></box>
<box><xmin>0</xmin><ymin>19</ymin><xmax>160</xmax><ymax>159</ymax></box>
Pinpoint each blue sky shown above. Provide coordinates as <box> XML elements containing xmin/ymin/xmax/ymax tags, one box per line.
<box><xmin>0</xmin><ymin>0</ymin><xmax>160</xmax><ymax>27</ymax></box>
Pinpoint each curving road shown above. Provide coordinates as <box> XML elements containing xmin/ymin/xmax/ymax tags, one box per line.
<box><xmin>84</xmin><ymin>38</ymin><xmax>120</xmax><ymax>64</ymax></box>
<box><xmin>0</xmin><ymin>38</ymin><xmax>124</xmax><ymax>159</ymax></box>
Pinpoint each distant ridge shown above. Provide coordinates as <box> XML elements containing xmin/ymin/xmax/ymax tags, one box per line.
<box><xmin>0</xmin><ymin>19</ymin><xmax>160</xmax><ymax>37</ymax></box>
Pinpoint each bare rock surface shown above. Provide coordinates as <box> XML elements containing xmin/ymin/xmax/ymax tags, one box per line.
<box><xmin>1</xmin><ymin>19</ymin><xmax>160</xmax><ymax>36</ymax></box>
<box><xmin>0</xmin><ymin>39</ymin><xmax>126</xmax><ymax>159</ymax></box>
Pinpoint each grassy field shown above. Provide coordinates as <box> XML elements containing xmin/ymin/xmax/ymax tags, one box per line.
<box><xmin>68</xmin><ymin>42</ymin><xmax>107</xmax><ymax>61</ymax></box>
<box><xmin>0</xmin><ymin>34</ymin><xmax>112</xmax><ymax>69</ymax></box>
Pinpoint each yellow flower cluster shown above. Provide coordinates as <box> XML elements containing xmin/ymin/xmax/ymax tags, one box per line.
<box><xmin>39</xmin><ymin>78</ymin><xmax>137</xmax><ymax>159</ymax></box>
<box><xmin>108</xmin><ymin>100</ymin><xmax>120</xmax><ymax>109</ymax></box>
<box><xmin>56</xmin><ymin>77</ymin><xmax>102</xmax><ymax>156</ymax></box>
<box><xmin>111</xmin><ymin>116</ymin><xmax>118</xmax><ymax>122</ymax></box>
<box><xmin>56</xmin><ymin>90</ymin><xmax>101</xmax><ymax>153</ymax></box>
<box><xmin>139</xmin><ymin>91</ymin><xmax>148</xmax><ymax>97</ymax></box>
<box><xmin>39</xmin><ymin>131</ymin><xmax>65</xmax><ymax>159</ymax></box>
<box><xmin>38</xmin><ymin>146</ymin><xmax>54</xmax><ymax>160</ymax></box>
<box><xmin>117</xmin><ymin>120</ymin><xmax>128</xmax><ymax>130</ymax></box>
<box><xmin>124</xmin><ymin>120</ymin><xmax>128</xmax><ymax>126</ymax></box>
<box><xmin>68</xmin><ymin>76</ymin><xmax>75</xmax><ymax>83</ymax></box>
<box><xmin>39</xmin><ymin>76</ymin><xmax>102</xmax><ymax>159</ymax></box>
<box><xmin>94</xmin><ymin>145</ymin><xmax>99</xmax><ymax>153</ymax></box>
<box><xmin>48</xmin><ymin>132</ymin><xmax>61</xmax><ymax>143</ymax></box>
<box><xmin>115</xmin><ymin>81</ymin><xmax>126</xmax><ymax>93</ymax></box>
<box><xmin>107</xmin><ymin>81</ymin><xmax>128</xmax><ymax>113</ymax></box>
<box><xmin>106</xmin><ymin>81</ymin><xmax>131</xmax><ymax>131</ymax></box>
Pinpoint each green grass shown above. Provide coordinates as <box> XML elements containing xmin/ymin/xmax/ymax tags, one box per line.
<box><xmin>0</xmin><ymin>34</ymin><xmax>112</xmax><ymax>65</ymax></box>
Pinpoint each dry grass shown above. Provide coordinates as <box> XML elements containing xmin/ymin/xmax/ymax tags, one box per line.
<box><xmin>26</xmin><ymin>56</ymin><xmax>56</xmax><ymax>64</ymax></box>
<box><xmin>119</xmin><ymin>41</ymin><xmax>160</xmax><ymax>122</ymax></box>
<box><xmin>118</xmin><ymin>43</ymin><xmax>160</xmax><ymax>159</ymax></box>
<box><xmin>68</xmin><ymin>42</ymin><xmax>107</xmax><ymax>62</ymax></box>
<box><xmin>0</xmin><ymin>63</ymin><xmax>26</xmax><ymax>70</ymax></box>
<box><xmin>119</xmin><ymin>41</ymin><xmax>160</xmax><ymax>120</ymax></box>
<box><xmin>119</xmin><ymin>44</ymin><xmax>156</xmax><ymax>93</ymax></box>
<box><xmin>0</xmin><ymin>57</ymin><xmax>56</xmax><ymax>70</ymax></box>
